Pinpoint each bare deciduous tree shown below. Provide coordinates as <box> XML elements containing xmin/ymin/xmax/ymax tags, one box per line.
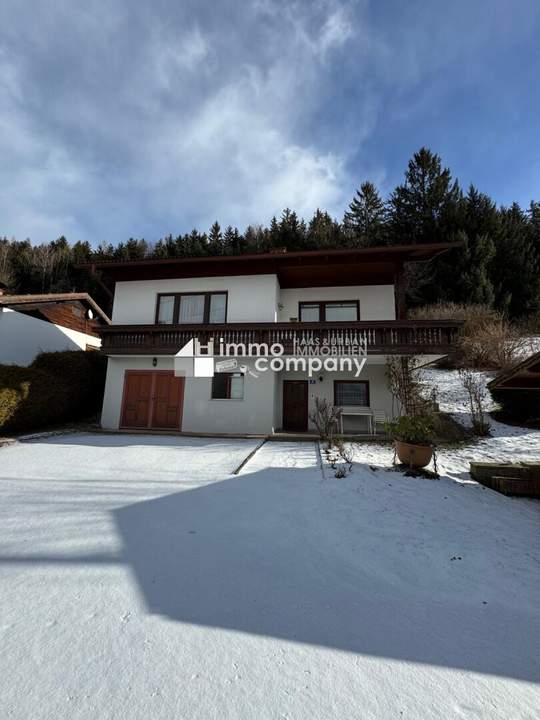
<box><xmin>459</xmin><ymin>368</ymin><xmax>491</xmax><ymax>436</ymax></box>
<box><xmin>310</xmin><ymin>397</ymin><xmax>341</xmax><ymax>447</ymax></box>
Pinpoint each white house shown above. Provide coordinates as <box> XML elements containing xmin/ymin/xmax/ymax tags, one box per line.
<box><xmin>0</xmin><ymin>289</ymin><xmax>110</xmax><ymax>366</ymax></box>
<box><xmin>86</xmin><ymin>244</ymin><xmax>461</xmax><ymax>436</ymax></box>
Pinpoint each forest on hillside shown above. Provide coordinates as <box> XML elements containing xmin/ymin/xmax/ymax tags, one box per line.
<box><xmin>1</xmin><ymin>148</ymin><xmax>539</xmax><ymax>321</ymax></box>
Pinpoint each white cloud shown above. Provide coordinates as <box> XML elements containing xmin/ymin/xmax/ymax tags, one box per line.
<box><xmin>0</xmin><ymin>0</ymin><xmax>361</xmax><ymax>243</ymax></box>
<box><xmin>315</xmin><ymin>6</ymin><xmax>355</xmax><ymax>57</ymax></box>
<box><xmin>135</xmin><ymin>41</ymin><xmax>351</xmax><ymax>230</ymax></box>
<box><xmin>152</xmin><ymin>25</ymin><xmax>210</xmax><ymax>90</ymax></box>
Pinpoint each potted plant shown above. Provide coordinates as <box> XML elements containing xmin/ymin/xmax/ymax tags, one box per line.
<box><xmin>386</xmin><ymin>415</ymin><xmax>435</xmax><ymax>469</ymax></box>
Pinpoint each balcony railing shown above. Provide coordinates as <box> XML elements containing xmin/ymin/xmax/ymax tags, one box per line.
<box><xmin>100</xmin><ymin>320</ymin><xmax>462</xmax><ymax>356</ymax></box>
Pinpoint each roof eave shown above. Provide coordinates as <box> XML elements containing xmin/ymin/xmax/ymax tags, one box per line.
<box><xmin>75</xmin><ymin>241</ymin><xmax>462</xmax><ymax>272</ymax></box>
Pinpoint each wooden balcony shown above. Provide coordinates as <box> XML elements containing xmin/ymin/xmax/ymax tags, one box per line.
<box><xmin>100</xmin><ymin>320</ymin><xmax>462</xmax><ymax>356</ymax></box>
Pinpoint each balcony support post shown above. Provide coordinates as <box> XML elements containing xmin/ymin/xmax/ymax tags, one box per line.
<box><xmin>394</xmin><ymin>262</ymin><xmax>407</xmax><ymax>320</ymax></box>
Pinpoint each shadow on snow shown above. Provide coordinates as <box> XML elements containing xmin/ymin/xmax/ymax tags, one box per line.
<box><xmin>113</xmin><ymin>466</ymin><xmax>540</xmax><ymax>683</ymax></box>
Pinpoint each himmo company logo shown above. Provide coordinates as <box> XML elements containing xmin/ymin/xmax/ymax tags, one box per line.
<box><xmin>174</xmin><ymin>335</ymin><xmax>367</xmax><ymax>378</ymax></box>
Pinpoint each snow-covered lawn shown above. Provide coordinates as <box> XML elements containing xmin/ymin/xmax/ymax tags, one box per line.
<box><xmin>1</xmin><ymin>427</ymin><xmax>539</xmax><ymax>719</ymax></box>
<box><xmin>421</xmin><ymin>368</ymin><xmax>540</xmax><ymax>483</ymax></box>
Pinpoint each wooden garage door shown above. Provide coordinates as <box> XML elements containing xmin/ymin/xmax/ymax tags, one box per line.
<box><xmin>121</xmin><ymin>372</ymin><xmax>153</xmax><ymax>428</ymax></box>
<box><xmin>121</xmin><ymin>371</ymin><xmax>184</xmax><ymax>430</ymax></box>
<box><xmin>151</xmin><ymin>373</ymin><xmax>185</xmax><ymax>429</ymax></box>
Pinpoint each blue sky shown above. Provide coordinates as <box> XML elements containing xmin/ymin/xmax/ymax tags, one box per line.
<box><xmin>1</xmin><ymin>0</ymin><xmax>539</xmax><ymax>246</ymax></box>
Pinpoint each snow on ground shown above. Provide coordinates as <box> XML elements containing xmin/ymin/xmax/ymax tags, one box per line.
<box><xmin>0</xmin><ymin>431</ymin><xmax>539</xmax><ymax>719</ymax></box>
<box><xmin>420</xmin><ymin>368</ymin><xmax>540</xmax><ymax>483</ymax></box>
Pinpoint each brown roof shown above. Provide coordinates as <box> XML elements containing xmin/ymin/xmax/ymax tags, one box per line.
<box><xmin>0</xmin><ymin>292</ymin><xmax>111</xmax><ymax>325</ymax></box>
<box><xmin>78</xmin><ymin>242</ymin><xmax>461</xmax><ymax>289</ymax></box>
<box><xmin>488</xmin><ymin>351</ymin><xmax>540</xmax><ymax>391</ymax></box>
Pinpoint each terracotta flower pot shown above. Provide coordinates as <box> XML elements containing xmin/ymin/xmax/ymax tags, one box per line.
<box><xmin>395</xmin><ymin>440</ymin><xmax>433</xmax><ymax>469</ymax></box>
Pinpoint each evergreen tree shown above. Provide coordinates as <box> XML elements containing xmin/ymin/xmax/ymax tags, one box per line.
<box><xmin>126</xmin><ymin>238</ymin><xmax>148</xmax><ymax>260</ymax></box>
<box><xmin>71</xmin><ymin>241</ymin><xmax>93</xmax><ymax>264</ymax></box>
<box><xmin>276</xmin><ymin>209</ymin><xmax>306</xmax><ymax>250</ymax></box>
<box><xmin>94</xmin><ymin>242</ymin><xmax>115</xmax><ymax>260</ymax></box>
<box><xmin>0</xmin><ymin>147</ymin><xmax>538</xmax><ymax>321</ymax></box>
<box><xmin>492</xmin><ymin>203</ymin><xmax>540</xmax><ymax>317</ymax></box>
<box><xmin>462</xmin><ymin>185</ymin><xmax>500</xmax><ymax>239</ymax></box>
<box><xmin>268</xmin><ymin>216</ymin><xmax>280</xmax><ymax>248</ymax></box>
<box><xmin>223</xmin><ymin>226</ymin><xmax>242</xmax><ymax>255</ymax></box>
<box><xmin>343</xmin><ymin>181</ymin><xmax>388</xmax><ymax>246</ymax></box>
<box><xmin>307</xmin><ymin>209</ymin><xmax>342</xmax><ymax>248</ymax></box>
<box><xmin>207</xmin><ymin>222</ymin><xmax>224</xmax><ymax>255</ymax></box>
<box><xmin>390</xmin><ymin>148</ymin><xmax>461</xmax><ymax>245</ymax></box>
<box><xmin>152</xmin><ymin>234</ymin><xmax>178</xmax><ymax>258</ymax></box>
<box><xmin>244</xmin><ymin>225</ymin><xmax>270</xmax><ymax>254</ymax></box>
<box><xmin>416</xmin><ymin>187</ymin><xmax>498</xmax><ymax>306</ymax></box>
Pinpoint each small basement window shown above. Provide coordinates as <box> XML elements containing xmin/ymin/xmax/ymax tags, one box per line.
<box><xmin>211</xmin><ymin>373</ymin><xmax>244</xmax><ymax>400</ymax></box>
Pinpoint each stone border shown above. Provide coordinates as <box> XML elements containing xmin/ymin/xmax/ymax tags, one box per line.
<box><xmin>17</xmin><ymin>429</ymin><xmax>81</xmax><ymax>443</ymax></box>
<box><xmin>232</xmin><ymin>439</ymin><xmax>267</xmax><ymax>475</ymax></box>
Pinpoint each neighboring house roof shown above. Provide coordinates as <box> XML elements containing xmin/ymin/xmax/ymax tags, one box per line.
<box><xmin>0</xmin><ymin>292</ymin><xmax>111</xmax><ymax>337</ymax></box>
<box><xmin>488</xmin><ymin>351</ymin><xmax>540</xmax><ymax>391</ymax></box>
<box><xmin>78</xmin><ymin>242</ymin><xmax>461</xmax><ymax>289</ymax></box>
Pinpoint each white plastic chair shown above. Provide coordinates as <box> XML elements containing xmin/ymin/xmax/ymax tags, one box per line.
<box><xmin>371</xmin><ymin>409</ymin><xmax>387</xmax><ymax>435</ymax></box>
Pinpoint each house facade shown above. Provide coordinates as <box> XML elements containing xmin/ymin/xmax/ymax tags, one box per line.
<box><xmin>0</xmin><ymin>290</ymin><xmax>110</xmax><ymax>366</ymax></box>
<box><xmin>88</xmin><ymin>244</ymin><xmax>461</xmax><ymax>436</ymax></box>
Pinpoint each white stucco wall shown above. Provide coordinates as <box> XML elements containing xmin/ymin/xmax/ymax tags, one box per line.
<box><xmin>112</xmin><ymin>275</ymin><xmax>280</xmax><ymax>324</ymax></box>
<box><xmin>0</xmin><ymin>308</ymin><xmax>100</xmax><ymax>366</ymax></box>
<box><xmin>276</xmin><ymin>360</ymin><xmax>395</xmax><ymax>433</ymax></box>
<box><xmin>278</xmin><ymin>285</ymin><xmax>396</xmax><ymax>321</ymax></box>
<box><xmin>101</xmin><ymin>356</ymin><xmax>276</xmax><ymax>434</ymax></box>
<box><xmin>102</xmin><ymin>277</ymin><xmax>399</xmax><ymax>434</ymax></box>
<box><xmin>101</xmin><ymin>355</ymin><xmax>394</xmax><ymax>435</ymax></box>
<box><xmin>182</xmin><ymin>359</ymin><xmax>276</xmax><ymax>435</ymax></box>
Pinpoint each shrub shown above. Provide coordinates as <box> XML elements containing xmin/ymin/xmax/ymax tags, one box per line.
<box><xmin>0</xmin><ymin>351</ymin><xmax>107</xmax><ymax>434</ymax></box>
<box><xmin>459</xmin><ymin>320</ymin><xmax>527</xmax><ymax>371</ymax></box>
<box><xmin>0</xmin><ymin>365</ymin><xmax>62</xmax><ymax>432</ymax></box>
<box><xmin>410</xmin><ymin>302</ymin><xmax>527</xmax><ymax>369</ymax></box>
<box><xmin>385</xmin><ymin>414</ymin><xmax>435</xmax><ymax>445</ymax></box>
<box><xmin>310</xmin><ymin>397</ymin><xmax>342</xmax><ymax>446</ymax></box>
<box><xmin>31</xmin><ymin>350</ymin><xmax>106</xmax><ymax>417</ymax></box>
<box><xmin>458</xmin><ymin>368</ymin><xmax>491</xmax><ymax>436</ymax></box>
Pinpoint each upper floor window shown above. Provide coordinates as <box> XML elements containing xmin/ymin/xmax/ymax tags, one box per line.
<box><xmin>157</xmin><ymin>295</ymin><xmax>175</xmax><ymax>324</ymax></box>
<box><xmin>156</xmin><ymin>292</ymin><xmax>227</xmax><ymax>325</ymax></box>
<box><xmin>299</xmin><ymin>300</ymin><xmax>359</xmax><ymax>322</ymax></box>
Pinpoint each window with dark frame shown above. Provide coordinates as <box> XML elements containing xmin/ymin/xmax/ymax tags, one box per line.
<box><xmin>157</xmin><ymin>294</ymin><xmax>175</xmax><ymax>324</ymax></box>
<box><xmin>156</xmin><ymin>292</ymin><xmax>227</xmax><ymax>325</ymax></box>
<box><xmin>334</xmin><ymin>380</ymin><xmax>369</xmax><ymax>407</ymax></box>
<box><xmin>211</xmin><ymin>373</ymin><xmax>244</xmax><ymax>399</ymax></box>
<box><xmin>299</xmin><ymin>300</ymin><xmax>359</xmax><ymax>322</ymax></box>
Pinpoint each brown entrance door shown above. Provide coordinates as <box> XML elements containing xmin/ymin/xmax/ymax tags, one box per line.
<box><xmin>283</xmin><ymin>380</ymin><xmax>308</xmax><ymax>432</ymax></box>
<box><xmin>121</xmin><ymin>371</ymin><xmax>184</xmax><ymax>430</ymax></box>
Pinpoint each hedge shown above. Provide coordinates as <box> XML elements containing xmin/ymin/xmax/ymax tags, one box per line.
<box><xmin>0</xmin><ymin>350</ymin><xmax>107</xmax><ymax>434</ymax></box>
